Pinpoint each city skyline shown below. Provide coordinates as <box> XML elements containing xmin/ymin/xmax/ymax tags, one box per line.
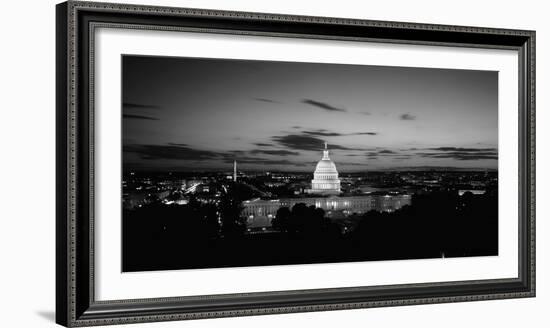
<box><xmin>122</xmin><ymin>55</ymin><xmax>498</xmax><ymax>172</ymax></box>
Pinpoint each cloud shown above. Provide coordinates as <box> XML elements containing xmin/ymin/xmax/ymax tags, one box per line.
<box><xmin>303</xmin><ymin>130</ymin><xmax>343</xmax><ymax>137</ymax></box>
<box><xmin>123</xmin><ymin>102</ymin><xmax>161</xmax><ymax>120</ymax></box>
<box><xmin>428</xmin><ymin>147</ymin><xmax>497</xmax><ymax>152</ymax></box>
<box><xmin>417</xmin><ymin>147</ymin><xmax>498</xmax><ymax>161</ymax></box>
<box><xmin>253</xmin><ymin>98</ymin><xmax>280</xmax><ymax>104</ymax></box>
<box><xmin>253</xmin><ymin>143</ymin><xmax>273</xmax><ymax>147</ymax></box>
<box><xmin>419</xmin><ymin>153</ymin><xmax>498</xmax><ymax>160</ymax></box>
<box><xmin>302</xmin><ymin>129</ymin><xmax>378</xmax><ymax>137</ymax></box>
<box><xmin>366</xmin><ymin>152</ymin><xmax>378</xmax><ymax>159</ymax></box>
<box><xmin>250</xmin><ymin>149</ymin><xmax>300</xmax><ymax>156</ymax></box>
<box><xmin>361</xmin><ymin>146</ymin><xmax>498</xmax><ymax>162</ymax></box>
<box><xmin>123</xmin><ymin>114</ymin><xmax>159</xmax><ymax>121</ymax></box>
<box><xmin>124</xmin><ymin>144</ymin><xmax>220</xmax><ymax>161</ymax></box>
<box><xmin>360</xmin><ymin>111</ymin><xmax>371</xmax><ymax>115</ymax></box>
<box><xmin>400</xmin><ymin>113</ymin><xmax>416</xmax><ymax>120</ymax></box>
<box><xmin>302</xmin><ymin>99</ymin><xmax>346</xmax><ymax>112</ymax></box>
<box><xmin>353</xmin><ymin>132</ymin><xmax>378</xmax><ymax>136</ymax></box>
<box><xmin>342</xmin><ymin>162</ymin><xmax>369</xmax><ymax>166</ymax></box>
<box><xmin>364</xmin><ymin>149</ymin><xmax>404</xmax><ymax>159</ymax></box>
<box><xmin>124</xmin><ymin>143</ymin><xmax>303</xmax><ymax>165</ymax></box>
<box><xmin>272</xmin><ymin>134</ymin><xmax>360</xmax><ymax>151</ymax></box>
<box><xmin>224</xmin><ymin>158</ymin><xmax>307</xmax><ymax>166</ymax></box>
<box><xmin>272</xmin><ymin>134</ymin><xmax>325</xmax><ymax>151</ymax></box>
<box><xmin>123</xmin><ymin>102</ymin><xmax>161</xmax><ymax>109</ymax></box>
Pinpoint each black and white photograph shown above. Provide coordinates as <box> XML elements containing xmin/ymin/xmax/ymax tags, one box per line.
<box><xmin>31</xmin><ymin>1</ymin><xmax>540</xmax><ymax>327</ymax></box>
<box><xmin>122</xmin><ymin>55</ymin><xmax>499</xmax><ymax>272</ymax></box>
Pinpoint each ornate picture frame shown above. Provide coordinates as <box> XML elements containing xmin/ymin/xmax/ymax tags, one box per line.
<box><xmin>56</xmin><ymin>1</ymin><xmax>535</xmax><ymax>326</ymax></box>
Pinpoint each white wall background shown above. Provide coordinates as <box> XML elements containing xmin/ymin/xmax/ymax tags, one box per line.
<box><xmin>0</xmin><ymin>0</ymin><xmax>546</xmax><ymax>327</ymax></box>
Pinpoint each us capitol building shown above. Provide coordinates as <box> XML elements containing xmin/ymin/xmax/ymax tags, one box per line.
<box><xmin>242</xmin><ymin>143</ymin><xmax>412</xmax><ymax>229</ymax></box>
<box><xmin>307</xmin><ymin>142</ymin><xmax>342</xmax><ymax>195</ymax></box>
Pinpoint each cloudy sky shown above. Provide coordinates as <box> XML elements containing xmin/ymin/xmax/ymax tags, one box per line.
<box><xmin>122</xmin><ymin>55</ymin><xmax>498</xmax><ymax>172</ymax></box>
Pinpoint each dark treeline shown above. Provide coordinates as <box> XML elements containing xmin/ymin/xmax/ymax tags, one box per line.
<box><xmin>123</xmin><ymin>189</ymin><xmax>497</xmax><ymax>272</ymax></box>
<box><xmin>350</xmin><ymin>191</ymin><xmax>498</xmax><ymax>260</ymax></box>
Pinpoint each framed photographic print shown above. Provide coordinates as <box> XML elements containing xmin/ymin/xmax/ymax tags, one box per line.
<box><xmin>56</xmin><ymin>1</ymin><xmax>535</xmax><ymax>326</ymax></box>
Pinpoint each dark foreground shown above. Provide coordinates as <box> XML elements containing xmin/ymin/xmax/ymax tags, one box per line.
<box><xmin>122</xmin><ymin>191</ymin><xmax>498</xmax><ymax>272</ymax></box>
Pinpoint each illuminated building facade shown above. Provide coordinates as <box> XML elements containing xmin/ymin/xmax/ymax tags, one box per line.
<box><xmin>243</xmin><ymin>194</ymin><xmax>412</xmax><ymax>228</ymax></box>
<box><xmin>307</xmin><ymin>143</ymin><xmax>341</xmax><ymax>195</ymax></box>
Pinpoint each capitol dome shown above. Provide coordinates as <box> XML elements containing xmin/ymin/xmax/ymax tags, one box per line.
<box><xmin>315</xmin><ymin>157</ymin><xmax>339</xmax><ymax>172</ymax></box>
<box><xmin>308</xmin><ymin>142</ymin><xmax>341</xmax><ymax>195</ymax></box>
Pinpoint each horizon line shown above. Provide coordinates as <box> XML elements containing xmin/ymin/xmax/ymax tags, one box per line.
<box><xmin>123</xmin><ymin>167</ymin><xmax>498</xmax><ymax>173</ymax></box>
